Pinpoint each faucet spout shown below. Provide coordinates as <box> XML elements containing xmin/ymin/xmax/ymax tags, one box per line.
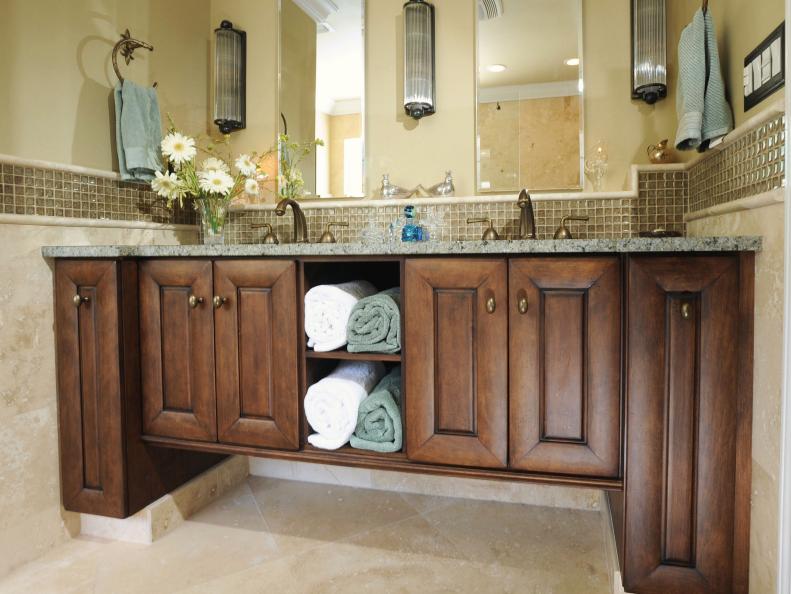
<box><xmin>517</xmin><ymin>189</ymin><xmax>536</xmax><ymax>239</ymax></box>
<box><xmin>275</xmin><ymin>198</ymin><xmax>309</xmax><ymax>243</ymax></box>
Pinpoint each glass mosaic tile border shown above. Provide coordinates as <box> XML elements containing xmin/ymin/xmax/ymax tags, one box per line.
<box><xmin>0</xmin><ymin>163</ymin><xmax>196</xmax><ymax>225</ymax></box>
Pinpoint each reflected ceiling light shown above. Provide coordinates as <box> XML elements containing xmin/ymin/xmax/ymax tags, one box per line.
<box><xmin>486</xmin><ymin>64</ymin><xmax>507</xmax><ymax>73</ymax></box>
<box><xmin>564</xmin><ymin>58</ymin><xmax>580</xmax><ymax>66</ymax></box>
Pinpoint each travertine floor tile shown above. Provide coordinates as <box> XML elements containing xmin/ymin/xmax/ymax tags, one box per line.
<box><xmin>0</xmin><ymin>477</ymin><xmax>611</xmax><ymax>594</ymax></box>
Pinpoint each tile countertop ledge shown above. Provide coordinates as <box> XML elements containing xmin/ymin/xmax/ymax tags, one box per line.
<box><xmin>41</xmin><ymin>237</ymin><xmax>762</xmax><ymax>259</ymax></box>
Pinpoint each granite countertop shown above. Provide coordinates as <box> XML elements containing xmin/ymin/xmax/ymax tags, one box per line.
<box><xmin>41</xmin><ymin>237</ymin><xmax>762</xmax><ymax>258</ymax></box>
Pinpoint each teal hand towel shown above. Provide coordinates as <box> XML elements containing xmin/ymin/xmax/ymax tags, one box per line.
<box><xmin>346</xmin><ymin>288</ymin><xmax>401</xmax><ymax>354</ymax></box>
<box><xmin>675</xmin><ymin>9</ymin><xmax>733</xmax><ymax>151</ymax></box>
<box><xmin>114</xmin><ymin>81</ymin><xmax>163</xmax><ymax>181</ymax></box>
<box><xmin>350</xmin><ymin>367</ymin><xmax>402</xmax><ymax>453</ymax></box>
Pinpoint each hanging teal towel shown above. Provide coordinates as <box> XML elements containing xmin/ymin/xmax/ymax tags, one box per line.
<box><xmin>675</xmin><ymin>8</ymin><xmax>733</xmax><ymax>151</ymax></box>
<box><xmin>114</xmin><ymin>80</ymin><xmax>163</xmax><ymax>181</ymax></box>
<box><xmin>350</xmin><ymin>367</ymin><xmax>402</xmax><ymax>453</ymax></box>
<box><xmin>346</xmin><ymin>288</ymin><xmax>401</xmax><ymax>354</ymax></box>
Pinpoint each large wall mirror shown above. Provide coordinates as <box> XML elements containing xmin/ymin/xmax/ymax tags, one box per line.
<box><xmin>280</xmin><ymin>0</ymin><xmax>366</xmax><ymax>198</ymax></box>
<box><xmin>476</xmin><ymin>0</ymin><xmax>584</xmax><ymax>193</ymax></box>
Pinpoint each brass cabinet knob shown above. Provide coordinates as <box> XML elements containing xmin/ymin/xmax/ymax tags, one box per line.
<box><xmin>213</xmin><ymin>296</ymin><xmax>228</xmax><ymax>309</ymax></box>
<box><xmin>681</xmin><ymin>302</ymin><xmax>692</xmax><ymax>319</ymax></box>
<box><xmin>72</xmin><ymin>294</ymin><xmax>89</xmax><ymax>307</ymax></box>
<box><xmin>486</xmin><ymin>296</ymin><xmax>496</xmax><ymax>314</ymax></box>
<box><xmin>518</xmin><ymin>297</ymin><xmax>528</xmax><ymax>314</ymax></box>
<box><xmin>188</xmin><ymin>295</ymin><xmax>204</xmax><ymax>309</ymax></box>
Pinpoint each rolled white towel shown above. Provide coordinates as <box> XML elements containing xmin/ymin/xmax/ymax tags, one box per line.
<box><xmin>305</xmin><ymin>280</ymin><xmax>377</xmax><ymax>352</ymax></box>
<box><xmin>305</xmin><ymin>360</ymin><xmax>386</xmax><ymax>450</ymax></box>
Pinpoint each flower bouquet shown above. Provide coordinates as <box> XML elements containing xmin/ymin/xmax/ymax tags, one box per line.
<box><xmin>151</xmin><ymin>127</ymin><xmax>266</xmax><ymax>245</ymax></box>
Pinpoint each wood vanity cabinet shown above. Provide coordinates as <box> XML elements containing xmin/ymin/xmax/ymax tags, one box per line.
<box><xmin>404</xmin><ymin>259</ymin><xmax>509</xmax><ymax>468</ymax></box>
<box><xmin>139</xmin><ymin>259</ymin><xmax>300</xmax><ymax>450</ymax></box>
<box><xmin>508</xmin><ymin>257</ymin><xmax>621</xmax><ymax>478</ymax></box>
<box><xmin>54</xmin><ymin>260</ymin><xmax>223</xmax><ymax>517</ymax></box>
<box><xmin>610</xmin><ymin>254</ymin><xmax>753</xmax><ymax>594</ymax></box>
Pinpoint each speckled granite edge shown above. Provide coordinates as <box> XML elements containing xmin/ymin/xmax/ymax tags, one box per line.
<box><xmin>41</xmin><ymin>237</ymin><xmax>762</xmax><ymax>259</ymax></box>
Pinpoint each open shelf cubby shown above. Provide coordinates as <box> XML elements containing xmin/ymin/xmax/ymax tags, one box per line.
<box><xmin>304</xmin><ymin>349</ymin><xmax>401</xmax><ymax>363</ymax></box>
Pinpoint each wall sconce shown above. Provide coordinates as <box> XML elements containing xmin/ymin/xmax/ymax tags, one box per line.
<box><xmin>213</xmin><ymin>21</ymin><xmax>246</xmax><ymax>134</ymax></box>
<box><xmin>403</xmin><ymin>0</ymin><xmax>436</xmax><ymax>120</ymax></box>
<box><xmin>631</xmin><ymin>0</ymin><xmax>667</xmax><ymax>104</ymax></box>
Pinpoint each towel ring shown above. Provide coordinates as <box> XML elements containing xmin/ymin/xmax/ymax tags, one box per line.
<box><xmin>112</xmin><ymin>29</ymin><xmax>157</xmax><ymax>88</ymax></box>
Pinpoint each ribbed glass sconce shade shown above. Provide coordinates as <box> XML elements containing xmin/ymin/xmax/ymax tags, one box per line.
<box><xmin>214</xmin><ymin>21</ymin><xmax>246</xmax><ymax>134</ymax></box>
<box><xmin>632</xmin><ymin>0</ymin><xmax>667</xmax><ymax>104</ymax></box>
<box><xmin>403</xmin><ymin>0</ymin><xmax>436</xmax><ymax>120</ymax></box>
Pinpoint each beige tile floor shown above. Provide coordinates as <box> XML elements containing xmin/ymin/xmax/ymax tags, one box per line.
<box><xmin>0</xmin><ymin>477</ymin><xmax>611</xmax><ymax>594</ymax></box>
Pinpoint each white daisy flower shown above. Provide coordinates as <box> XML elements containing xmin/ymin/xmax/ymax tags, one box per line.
<box><xmin>244</xmin><ymin>178</ymin><xmax>260</xmax><ymax>196</ymax></box>
<box><xmin>198</xmin><ymin>170</ymin><xmax>234</xmax><ymax>195</ymax></box>
<box><xmin>235</xmin><ymin>154</ymin><xmax>257</xmax><ymax>176</ymax></box>
<box><xmin>161</xmin><ymin>133</ymin><xmax>197</xmax><ymax>165</ymax></box>
<box><xmin>201</xmin><ymin>157</ymin><xmax>230</xmax><ymax>173</ymax></box>
<box><xmin>151</xmin><ymin>171</ymin><xmax>180</xmax><ymax>198</ymax></box>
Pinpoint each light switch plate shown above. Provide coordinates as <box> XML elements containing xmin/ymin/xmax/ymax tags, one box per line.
<box><xmin>744</xmin><ymin>22</ymin><xmax>785</xmax><ymax>112</ymax></box>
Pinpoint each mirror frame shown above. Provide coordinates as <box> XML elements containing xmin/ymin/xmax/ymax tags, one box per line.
<box><xmin>474</xmin><ymin>0</ymin><xmax>585</xmax><ymax>194</ymax></box>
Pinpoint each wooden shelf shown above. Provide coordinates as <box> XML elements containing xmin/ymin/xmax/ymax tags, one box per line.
<box><xmin>302</xmin><ymin>443</ymin><xmax>407</xmax><ymax>461</ymax></box>
<box><xmin>305</xmin><ymin>349</ymin><xmax>401</xmax><ymax>362</ymax></box>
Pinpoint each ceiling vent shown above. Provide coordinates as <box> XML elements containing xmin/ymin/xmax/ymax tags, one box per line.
<box><xmin>478</xmin><ymin>0</ymin><xmax>503</xmax><ymax>20</ymax></box>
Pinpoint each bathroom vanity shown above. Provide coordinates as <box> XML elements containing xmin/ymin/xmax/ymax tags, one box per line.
<box><xmin>44</xmin><ymin>237</ymin><xmax>759</xmax><ymax>594</ymax></box>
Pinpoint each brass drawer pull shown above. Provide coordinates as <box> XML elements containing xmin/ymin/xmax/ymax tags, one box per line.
<box><xmin>486</xmin><ymin>296</ymin><xmax>496</xmax><ymax>314</ymax></box>
<box><xmin>213</xmin><ymin>296</ymin><xmax>228</xmax><ymax>309</ymax></box>
<box><xmin>518</xmin><ymin>297</ymin><xmax>528</xmax><ymax>314</ymax></box>
<box><xmin>72</xmin><ymin>294</ymin><xmax>89</xmax><ymax>307</ymax></box>
<box><xmin>188</xmin><ymin>295</ymin><xmax>204</xmax><ymax>309</ymax></box>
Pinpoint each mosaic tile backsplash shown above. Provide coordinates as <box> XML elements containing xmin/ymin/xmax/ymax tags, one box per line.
<box><xmin>0</xmin><ymin>164</ymin><xmax>196</xmax><ymax>225</ymax></box>
<box><xmin>1</xmin><ymin>111</ymin><xmax>784</xmax><ymax>241</ymax></box>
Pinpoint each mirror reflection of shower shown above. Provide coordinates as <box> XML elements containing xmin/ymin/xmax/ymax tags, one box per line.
<box><xmin>280</xmin><ymin>0</ymin><xmax>365</xmax><ymax>198</ymax></box>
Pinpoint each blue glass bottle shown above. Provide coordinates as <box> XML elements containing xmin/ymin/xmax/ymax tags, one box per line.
<box><xmin>401</xmin><ymin>205</ymin><xmax>424</xmax><ymax>242</ymax></box>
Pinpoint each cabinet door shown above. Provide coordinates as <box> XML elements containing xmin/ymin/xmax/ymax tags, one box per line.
<box><xmin>405</xmin><ymin>259</ymin><xmax>508</xmax><ymax>468</ymax></box>
<box><xmin>620</xmin><ymin>256</ymin><xmax>743</xmax><ymax>594</ymax></box>
<box><xmin>55</xmin><ymin>260</ymin><xmax>126</xmax><ymax>516</ymax></box>
<box><xmin>214</xmin><ymin>260</ymin><xmax>300</xmax><ymax>449</ymax></box>
<box><xmin>140</xmin><ymin>260</ymin><xmax>217</xmax><ymax>441</ymax></box>
<box><xmin>509</xmin><ymin>257</ymin><xmax>621</xmax><ymax>477</ymax></box>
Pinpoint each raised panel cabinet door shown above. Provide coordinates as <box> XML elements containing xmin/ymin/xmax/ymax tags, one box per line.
<box><xmin>622</xmin><ymin>255</ymin><xmax>745</xmax><ymax>594</ymax></box>
<box><xmin>140</xmin><ymin>260</ymin><xmax>217</xmax><ymax>441</ymax></box>
<box><xmin>509</xmin><ymin>257</ymin><xmax>621</xmax><ymax>478</ymax></box>
<box><xmin>214</xmin><ymin>260</ymin><xmax>300</xmax><ymax>449</ymax></box>
<box><xmin>55</xmin><ymin>260</ymin><xmax>125</xmax><ymax>516</ymax></box>
<box><xmin>405</xmin><ymin>258</ymin><xmax>508</xmax><ymax>468</ymax></box>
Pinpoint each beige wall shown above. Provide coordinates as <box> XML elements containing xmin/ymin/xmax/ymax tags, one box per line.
<box><xmin>365</xmin><ymin>0</ymin><xmax>477</xmax><ymax>196</ymax></box>
<box><xmin>0</xmin><ymin>221</ymin><xmax>197</xmax><ymax>577</ymax></box>
<box><xmin>688</xmin><ymin>199</ymin><xmax>785</xmax><ymax>594</ymax></box>
<box><xmin>0</xmin><ymin>0</ymin><xmax>210</xmax><ymax>172</ymax></box>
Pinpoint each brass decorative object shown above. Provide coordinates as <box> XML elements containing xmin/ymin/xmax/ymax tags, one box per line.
<box><xmin>466</xmin><ymin>217</ymin><xmax>500</xmax><ymax>240</ymax></box>
<box><xmin>112</xmin><ymin>29</ymin><xmax>156</xmax><ymax>87</ymax></box>
<box><xmin>553</xmin><ymin>215</ymin><xmax>590</xmax><ymax>239</ymax></box>
<box><xmin>251</xmin><ymin>223</ymin><xmax>280</xmax><ymax>244</ymax></box>
<box><xmin>405</xmin><ymin>184</ymin><xmax>431</xmax><ymax>199</ymax></box>
<box><xmin>517</xmin><ymin>189</ymin><xmax>536</xmax><ymax>239</ymax></box>
<box><xmin>319</xmin><ymin>222</ymin><xmax>349</xmax><ymax>244</ymax></box>
<box><xmin>647</xmin><ymin>139</ymin><xmax>673</xmax><ymax>164</ymax></box>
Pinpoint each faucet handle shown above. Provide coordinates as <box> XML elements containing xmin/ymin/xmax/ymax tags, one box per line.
<box><xmin>554</xmin><ymin>215</ymin><xmax>589</xmax><ymax>240</ymax></box>
<box><xmin>319</xmin><ymin>221</ymin><xmax>348</xmax><ymax>244</ymax></box>
<box><xmin>467</xmin><ymin>218</ymin><xmax>500</xmax><ymax>241</ymax></box>
<box><xmin>251</xmin><ymin>223</ymin><xmax>279</xmax><ymax>244</ymax></box>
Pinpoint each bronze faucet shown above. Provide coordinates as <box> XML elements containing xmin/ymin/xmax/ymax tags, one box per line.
<box><xmin>517</xmin><ymin>189</ymin><xmax>536</xmax><ymax>239</ymax></box>
<box><xmin>275</xmin><ymin>198</ymin><xmax>309</xmax><ymax>243</ymax></box>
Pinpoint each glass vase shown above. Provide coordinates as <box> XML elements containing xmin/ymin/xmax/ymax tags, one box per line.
<box><xmin>195</xmin><ymin>197</ymin><xmax>228</xmax><ymax>245</ymax></box>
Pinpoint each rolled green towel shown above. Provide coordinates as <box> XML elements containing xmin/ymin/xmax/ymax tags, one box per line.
<box><xmin>346</xmin><ymin>288</ymin><xmax>401</xmax><ymax>354</ymax></box>
<box><xmin>350</xmin><ymin>367</ymin><xmax>402</xmax><ymax>453</ymax></box>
